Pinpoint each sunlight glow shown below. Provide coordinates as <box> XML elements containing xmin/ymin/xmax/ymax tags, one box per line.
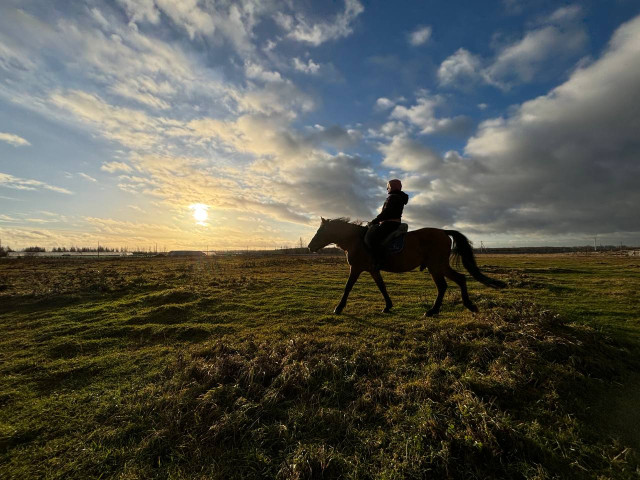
<box><xmin>189</xmin><ymin>204</ymin><xmax>209</xmax><ymax>225</ymax></box>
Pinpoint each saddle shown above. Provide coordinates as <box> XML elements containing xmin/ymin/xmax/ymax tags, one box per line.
<box><xmin>381</xmin><ymin>223</ymin><xmax>408</xmax><ymax>254</ymax></box>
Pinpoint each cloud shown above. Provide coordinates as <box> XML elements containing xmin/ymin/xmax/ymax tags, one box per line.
<box><xmin>22</xmin><ymin>16</ymin><xmax>307</xmax><ymax>146</ymax></box>
<box><xmin>154</xmin><ymin>0</ymin><xmax>214</xmax><ymax>39</ymax></box>
<box><xmin>0</xmin><ymin>227</ymin><xmax>59</xmax><ymax>245</ymax></box>
<box><xmin>101</xmin><ymin>161</ymin><xmax>134</xmax><ymax>173</ymax></box>
<box><xmin>485</xmin><ymin>24</ymin><xmax>587</xmax><ymax>87</ymax></box>
<box><xmin>0</xmin><ymin>195</ymin><xmax>21</xmax><ymax>201</ymax></box>
<box><xmin>378</xmin><ymin>121</ymin><xmax>407</xmax><ymax>138</ymax></box>
<box><xmin>84</xmin><ymin>216</ymin><xmax>183</xmax><ymax>236</ymax></box>
<box><xmin>0</xmin><ymin>4</ymin><xmax>208</xmax><ymax>121</ymax></box>
<box><xmin>0</xmin><ymin>1</ymin><xmax>385</xmax><ymax>246</ymax></box>
<box><xmin>438</xmin><ymin>5</ymin><xmax>587</xmax><ymax>89</ymax></box>
<box><xmin>245</xmin><ymin>61</ymin><xmax>283</xmax><ymax>82</ymax></box>
<box><xmin>39</xmin><ymin>211</ymin><xmax>69</xmax><ymax>220</ymax></box>
<box><xmin>545</xmin><ymin>5</ymin><xmax>583</xmax><ymax>25</ymax></box>
<box><xmin>109</xmin><ymin>77</ymin><xmax>173</xmax><ymax>110</ymax></box>
<box><xmin>25</xmin><ymin>217</ymin><xmax>59</xmax><ymax>224</ymax></box>
<box><xmin>408</xmin><ymin>26</ymin><xmax>432</xmax><ymax>46</ymax></box>
<box><xmin>232</xmin><ymin>81</ymin><xmax>315</xmax><ymax>117</ymax></box>
<box><xmin>379</xmin><ymin>135</ymin><xmax>443</xmax><ymax>172</ymax></box>
<box><xmin>293</xmin><ymin>57</ymin><xmax>321</xmax><ymax>74</ymax></box>
<box><xmin>390</xmin><ymin>93</ymin><xmax>472</xmax><ymax>136</ymax></box>
<box><xmin>77</xmin><ymin>172</ymin><xmax>97</xmax><ymax>182</ymax></box>
<box><xmin>0</xmin><ymin>132</ymin><xmax>31</xmax><ymax>147</ymax></box>
<box><xmin>33</xmin><ymin>30</ymin><xmax>355</xmax><ymax>232</ymax></box>
<box><xmin>4</xmin><ymin>10</ymin><xmax>229</xmax><ymax>116</ymax></box>
<box><xmin>235</xmin><ymin>199</ymin><xmax>312</xmax><ymax>225</ymax></box>
<box><xmin>0</xmin><ymin>172</ymin><xmax>72</xmax><ymax>194</ymax></box>
<box><xmin>63</xmin><ymin>17</ymin><xmax>190</xmax><ymax>80</ymax></box>
<box><xmin>405</xmin><ymin>14</ymin><xmax>640</xmax><ymax>237</ymax></box>
<box><xmin>276</xmin><ymin>0</ymin><xmax>364</xmax><ymax>46</ymax></box>
<box><xmin>182</xmin><ymin>114</ymin><xmax>305</xmax><ymax>161</ymax></box>
<box><xmin>375</xmin><ymin>97</ymin><xmax>395</xmax><ymax>110</ymax></box>
<box><xmin>111</xmin><ymin>152</ymin><xmax>316</xmax><ymax>226</ymax></box>
<box><xmin>0</xmin><ymin>40</ymin><xmax>36</xmax><ymax>72</ymax></box>
<box><xmin>11</xmin><ymin>11</ymin><xmax>340</xmax><ymax>229</ymax></box>
<box><xmin>265</xmin><ymin>152</ymin><xmax>382</xmax><ymax>220</ymax></box>
<box><xmin>145</xmin><ymin>113</ymin><xmax>378</xmax><ymax>222</ymax></box>
<box><xmin>51</xmin><ymin>90</ymin><xmax>166</xmax><ymax>150</ymax></box>
<box><xmin>306</xmin><ymin>124</ymin><xmax>362</xmax><ymax>150</ymax></box>
<box><xmin>437</xmin><ymin>48</ymin><xmax>482</xmax><ymax>86</ymax></box>
<box><xmin>0</xmin><ymin>5</ymin><xmax>229</xmax><ymax>127</ymax></box>
<box><xmin>117</xmin><ymin>0</ymin><xmax>266</xmax><ymax>53</ymax></box>
<box><xmin>117</xmin><ymin>0</ymin><xmax>160</xmax><ymax>25</ymax></box>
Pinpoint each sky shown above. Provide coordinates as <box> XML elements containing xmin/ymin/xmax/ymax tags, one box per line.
<box><xmin>1</xmin><ymin>0</ymin><xmax>640</xmax><ymax>250</ymax></box>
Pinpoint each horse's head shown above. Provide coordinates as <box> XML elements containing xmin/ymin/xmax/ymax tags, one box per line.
<box><xmin>308</xmin><ymin>217</ymin><xmax>333</xmax><ymax>252</ymax></box>
<box><xmin>309</xmin><ymin>217</ymin><xmax>362</xmax><ymax>252</ymax></box>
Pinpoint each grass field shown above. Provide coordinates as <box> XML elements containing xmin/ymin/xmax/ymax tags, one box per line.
<box><xmin>1</xmin><ymin>253</ymin><xmax>639</xmax><ymax>479</ymax></box>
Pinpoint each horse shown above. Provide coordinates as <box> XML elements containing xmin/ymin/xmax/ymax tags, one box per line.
<box><xmin>307</xmin><ymin>218</ymin><xmax>505</xmax><ymax>316</ymax></box>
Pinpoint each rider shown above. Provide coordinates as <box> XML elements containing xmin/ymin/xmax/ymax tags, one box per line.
<box><xmin>365</xmin><ymin>179</ymin><xmax>409</xmax><ymax>270</ymax></box>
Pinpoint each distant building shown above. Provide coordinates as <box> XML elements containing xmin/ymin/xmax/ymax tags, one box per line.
<box><xmin>167</xmin><ymin>250</ymin><xmax>206</xmax><ymax>257</ymax></box>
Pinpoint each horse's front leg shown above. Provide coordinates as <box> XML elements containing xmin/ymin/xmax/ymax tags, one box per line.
<box><xmin>334</xmin><ymin>268</ymin><xmax>361</xmax><ymax>314</ymax></box>
<box><xmin>370</xmin><ymin>270</ymin><xmax>393</xmax><ymax>313</ymax></box>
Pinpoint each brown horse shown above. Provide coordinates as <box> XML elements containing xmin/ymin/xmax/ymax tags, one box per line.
<box><xmin>308</xmin><ymin>218</ymin><xmax>505</xmax><ymax>316</ymax></box>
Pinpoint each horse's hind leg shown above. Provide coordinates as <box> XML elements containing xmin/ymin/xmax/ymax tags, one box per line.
<box><xmin>444</xmin><ymin>267</ymin><xmax>478</xmax><ymax>313</ymax></box>
<box><xmin>425</xmin><ymin>272</ymin><xmax>447</xmax><ymax>317</ymax></box>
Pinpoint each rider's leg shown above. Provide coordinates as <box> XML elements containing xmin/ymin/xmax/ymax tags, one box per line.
<box><xmin>371</xmin><ymin>223</ymin><xmax>399</xmax><ymax>270</ymax></box>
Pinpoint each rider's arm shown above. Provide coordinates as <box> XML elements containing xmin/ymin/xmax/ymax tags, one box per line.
<box><xmin>371</xmin><ymin>195</ymin><xmax>401</xmax><ymax>224</ymax></box>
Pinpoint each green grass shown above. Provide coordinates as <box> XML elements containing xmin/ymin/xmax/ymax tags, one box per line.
<box><xmin>1</xmin><ymin>254</ymin><xmax>639</xmax><ymax>479</ymax></box>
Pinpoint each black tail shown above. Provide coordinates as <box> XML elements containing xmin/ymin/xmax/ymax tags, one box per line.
<box><xmin>446</xmin><ymin>230</ymin><xmax>506</xmax><ymax>289</ymax></box>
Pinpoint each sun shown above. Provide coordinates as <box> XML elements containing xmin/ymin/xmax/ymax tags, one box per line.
<box><xmin>189</xmin><ymin>203</ymin><xmax>208</xmax><ymax>225</ymax></box>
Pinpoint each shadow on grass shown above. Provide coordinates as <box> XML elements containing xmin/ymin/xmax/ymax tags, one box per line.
<box><xmin>33</xmin><ymin>364</ymin><xmax>105</xmax><ymax>395</ymax></box>
<box><xmin>77</xmin><ymin>301</ymin><xmax>640</xmax><ymax>479</ymax></box>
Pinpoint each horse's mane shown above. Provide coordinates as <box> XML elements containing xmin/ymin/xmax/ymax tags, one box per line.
<box><xmin>330</xmin><ymin>217</ymin><xmax>366</xmax><ymax>227</ymax></box>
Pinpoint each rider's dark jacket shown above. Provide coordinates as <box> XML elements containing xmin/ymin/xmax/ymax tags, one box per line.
<box><xmin>371</xmin><ymin>190</ymin><xmax>409</xmax><ymax>225</ymax></box>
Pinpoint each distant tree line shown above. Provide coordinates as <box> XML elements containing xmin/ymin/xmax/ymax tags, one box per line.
<box><xmin>51</xmin><ymin>246</ymin><xmax>123</xmax><ymax>252</ymax></box>
<box><xmin>476</xmin><ymin>245</ymin><xmax>633</xmax><ymax>254</ymax></box>
<box><xmin>4</xmin><ymin>246</ymin><xmax>131</xmax><ymax>254</ymax></box>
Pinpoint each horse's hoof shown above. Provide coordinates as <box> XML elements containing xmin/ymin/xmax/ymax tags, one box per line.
<box><xmin>333</xmin><ymin>306</ymin><xmax>343</xmax><ymax>315</ymax></box>
<box><xmin>382</xmin><ymin>306</ymin><xmax>392</xmax><ymax>313</ymax></box>
<box><xmin>467</xmin><ymin>304</ymin><xmax>479</xmax><ymax>313</ymax></box>
<box><xmin>424</xmin><ymin>309</ymin><xmax>439</xmax><ymax>317</ymax></box>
